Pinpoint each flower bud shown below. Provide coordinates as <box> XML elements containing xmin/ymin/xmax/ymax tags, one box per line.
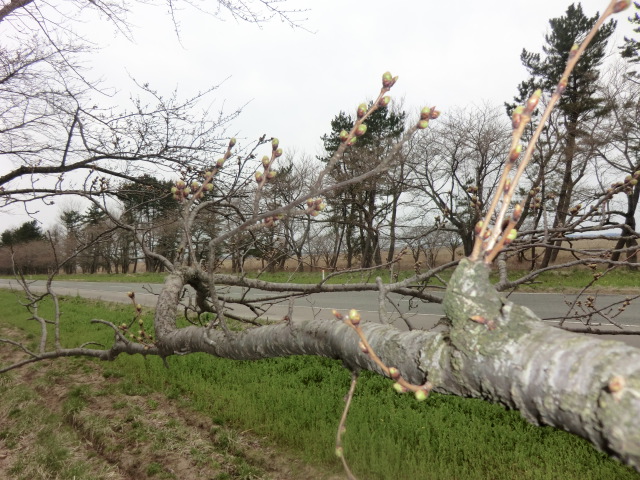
<box><xmin>176</xmin><ymin>180</ymin><xmax>186</xmax><ymax>189</ymax></box>
<box><xmin>474</xmin><ymin>221</ymin><xmax>484</xmax><ymax>236</ymax></box>
<box><xmin>170</xmin><ymin>186</ymin><xmax>178</xmax><ymax>194</ymax></box>
<box><xmin>388</xmin><ymin>367</ymin><xmax>400</xmax><ymax>380</ymax></box>
<box><xmin>255</xmin><ymin>171</ymin><xmax>263</xmax><ymax>183</ymax></box>
<box><xmin>217</xmin><ymin>158</ymin><xmax>225</xmax><ymax>168</ymax></box>
<box><xmin>505</xmin><ymin>228</ymin><xmax>518</xmax><ymax>245</ymax></box>
<box><xmin>267</xmin><ymin>171</ymin><xmax>277</xmax><ymax>180</ymax></box>
<box><xmin>378</xmin><ymin>96</ymin><xmax>391</xmax><ymax>108</ymax></box>
<box><xmin>414</xmin><ymin>389</ymin><xmax>428</xmax><ymax>402</ymax></box>
<box><xmin>392</xmin><ymin>382</ymin><xmax>407</xmax><ymax>394</ymax></box>
<box><xmin>524</xmin><ymin>89</ymin><xmax>542</xmax><ymax>114</ymax></box>
<box><xmin>417</xmin><ymin>119</ymin><xmax>429</xmax><ymax>129</ymax></box>
<box><xmin>262</xmin><ymin>155</ymin><xmax>270</xmax><ymax>168</ymax></box>
<box><xmin>347</xmin><ymin>137</ymin><xmax>357</xmax><ymax>146</ymax></box>
<box><xmin>348</xmin><ymin>308</ymin><xmax>361</xmax><ymax>325</ymax></box>
<box><xmin>271</xmin><ymin>138</ymin><xmax>279</xmax><ymax>150</ymax></box>
<box><xmin>509</xmin><ymin>144</ymin><xmax>523</xmax><ymax>163</ymax></box>
<box><xmin>382</xmin><ymin>71</ymin><xmax>394</xmax><ymax>88</ymax></box>
<box><xmin>568</xmin><ymin>43</ymin><xmax>580</xmax><ymax>59</ymax></box>
<box><xmin>275</xmin><ymin>148</ymin><xmax>283</xmax><ymax>158</ymax></box>
<box><xmin>429</xmin><ymin>109</ymin><xmax>440</xmax><ymax>120</ymax></box>
<box><xmin>511</xmin><ymin>105</ymin><xmax>524</xmax><ymax>129</ymax></box>
<box><xmin>511</xmin><ymin>204</ymin><xmax>523</xmax><ymax>222</ymax></box>
<box><xmin>355</xmin><ymin>124</ymin><xmax>367</xmax><ymax>137</ymax></box>
<box><xmin>339</xmin><ymin>130</ymin><xmax>349</xmax><ymax>142</ymax></box>
<box><xmin>136</xmin><ymin>304</ymin><xmax>142</xmax><ymax>311</ymax></box>
<box><xmin>557</xmin><ymin>78</ymin><xmax>568</xmax><ymax>95</ymax></box>
<box><xmin>228</xmin><ymin>137</ymin><xmax>236</xmax><ymax>148</ymax></box>
<box><xmin>205</xmin><ymin>183</ymin><xmax>214</xmax><ymax>191</ymax></box>
<box><xmin>420</xmin><ymin>107</ymin><xmax>431</xmax><ymax>120</ymax></box>
<box><xmin>613</xmin><ymin>0</ymin><xmax>631</xmax><ymax>13</ymax></box>
<box><xmin>357</xmin><ymin>103</ymin><xmax>367</xmax><ymax>119</ymax></box>
<box><xmin>127</xmin><ymin>291</ymin><xmax>135</xmax><ymax>298</ymax></box>
<box><xmin>204</xmin><ymin>171</ymin><xmax>213</xmax><ymax>178</ymax></box>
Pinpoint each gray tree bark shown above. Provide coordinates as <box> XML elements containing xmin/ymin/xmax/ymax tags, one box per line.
<box><xmin>147</xmin><ymin>259</ymin><xmax>640</xmax><ymax>470</ymax></box>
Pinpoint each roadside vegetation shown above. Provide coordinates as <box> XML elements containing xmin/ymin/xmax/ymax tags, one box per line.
<box><xmin>0</xmin><ymin>290</ymin><xmax>638</xmax><ymax>479</ymax></box>
<box><xmin>3</xmin><ymin>266</ymin><xmax>639</xmax><ymax>293</ymax></box>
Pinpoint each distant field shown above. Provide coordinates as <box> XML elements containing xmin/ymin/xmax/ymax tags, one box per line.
<box><xmin>3</xmin><ymin>263</ymin><xmax>639</xmax><ymax>293</ymax></box>
<box><xmin>0</xmin><ymin>291</ymin><xmax>639</xmax><ymax>479</ymax></box>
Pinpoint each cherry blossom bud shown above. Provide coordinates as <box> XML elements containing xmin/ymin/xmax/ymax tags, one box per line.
<box><xmin>310</xmin><ymin>210</ymin><xmax>320</xmax><ymax>217</ymax></box>
<box><xmin>524</xmin><ymin>89</ymin><xmax>542</xmax><ymax>115</ymax></box>
<box><xmin>357</xmin><ymin>103</ymin><xmax>367</xmax><ymax>119</ymax></box>
<box><xmin>509</xmin><ymin>144</ymin><xmax>523</xmax><ymax>163</ymax></box>
<box><xmin>388</xmin><ymin>367</ymin><xmax>400</xmax><ymax>380</ymax></box>
<box><xmin>511</xmin><ymin>106</ymin><xmax>524</xmax><ymax>129</ymax></box>
<box><xmin>347</xmin><ymin>137</ymin><xmax>357</xmax><ymax>146</ymax></box>
<box><xmin>271</xmin><ymin>138</ymin><xmax>279</xmax><ymax>150</ymax></box>
<box><xmin>176</xmin><ymin>180</ymin><xmax>186</xmax><ymax>189</ymax></box>
<box><xmin>382</xmin><ymin>71</ymin><xmax>393</xmax><ymax>88</ymax></box>
<box><xmin>378</xmin><ymin>96</ymin><xmax>391</xmax><ymax>108</ymax></box>
<box><xmin>568</xmin><ymin>43</ymin><xmax>580</xmax><ymax>59</ymax></box>
<box><xmin>255</xmin><ymin>171</ymin><xmax>263</xmax><ymax>183</ymax></box>
<box><xmin>511</xmin><ymin>204</ymin><xmax>523</xmax><ymax>222</ymax></box>
<box><xmin>392</xmin><ymin>382</ymin><xmax>407</xmax><ymax>393</ymax></box>
<box><xmin>205</xmin><ymin>183</ymin><xmax>214</xmax><ymax>191</ymax></box>
<box><xmin>557</xmin><ymin>78</ymin><xmax>568</xmax><ymax>95</ymax></box>
<box><xmin>275</xmin><ymin>148</ymin><xmax>283</xmax><ymax>158</ymax></box>
<box><xmin>217</xmin><ymin>158</ymin><xmax>225</xmax><ymax>167</ymax></box>
<box><xmin>613</xmin><ymin>0</ymin><xmax>631</xmax><ymax>13</ymax></box>
<box><xmin>474</xmin><ymin>221</ymin><xmax>484</xmax><ymax>235</ymax></box>
<box><xmin>355</xmin><ymin>124</ymin><xmax>367</xmax><ymax>137</ymax></box>
<box><xmin>417</xmin><ymin>120</ymin><xmax>429</xmax><ymax>129</ymax></box>
<box><xmin>504</xmin><ymin>228</ymin><xmax>518</xmax><ymax>245</ymax></box>
<box><xmin>127</xmin><ymin>291</ymin><xmax>135</xmax><ymax>298</ymax></box>
<box><xmin>170</xmin><ymin>186</ymin><xmax>178</xmax><ymax>194</ymax></box>
<box><xmin>332</xmin><ymin>309</ymin><xmax>343</xmax><ymax>320</ymax></box>
<box><xmin>414</xmin><ymin>389</ymin><xmax>428</xmax><ymax>402</ymax></box>
<box><xmin>262</xmin><ymin>156</ymin><xmax>270</xmax><ymax>168</ymax></box>
<box><xmin>348</xmin><ymin>308</ymin><xmax>361</xmax><ymax>325</ymax></box>
<box><xmin>191</xmin><ymin>182</ymin><xmax>200</xmax><ymax>190</ymax></box>
<box><xmin>339</xmin><ymin>130</ymin><xmax>349</xmax><ymax>143</ymax></box>
<box><xmin>420</xmin><ymin>107</ymin><xmax>431</xmax><ymax>120</ymax></box>
<box><xmin>136</xmin><ymin>304</ymin><xmax>142</xmax><ymax>311</ymax></box>
<box><xmin>204</xmin><ymin>171</ymin><xmax>213</xmax><ymax>178</ymax></box>
<box><xmin>267</xmin><ymin>171</ymin><xmax>277</xmax><ymax>180</ymax></box>
<box><xmin>429</xmin><ymin>109</ymin><xmax>440</xmax><ymax>120</ymax></box>
<box><xmin>504</xmin><ymin>178</ymin><xmax>511</xmax><ymax>193</ymax></box>
<box><xmin>229</xmin><ymin>137</ymin><xmax>236</xmax><ymax>148</ymax></box>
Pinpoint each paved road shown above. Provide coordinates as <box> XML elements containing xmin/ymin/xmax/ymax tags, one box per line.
<box><xmin>1</xmin><ymin>278</ymin><xmax>639</xmax><ymax>347</ymax></box>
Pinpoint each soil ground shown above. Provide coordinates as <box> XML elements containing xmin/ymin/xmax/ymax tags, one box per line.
<box><xmin>0</xmin><ymin>326</ymin><xmax>343</xmax><ymax>480</ymax></box>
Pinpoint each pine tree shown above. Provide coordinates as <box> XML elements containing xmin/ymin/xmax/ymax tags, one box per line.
<box><xmin>512</xmin><ymin>3</ymin><xmax>615</xmax><ymax>267</ymax></box>
<box><xmin>620</xmin><ymin>2</ymin><xmax>640</xmax><ymax>73</ymax></box>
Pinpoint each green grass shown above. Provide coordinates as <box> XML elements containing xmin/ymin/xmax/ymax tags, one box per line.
<box><xmin>0</xmin><ymin>290</ymin><xmax>639</xmax><ymax>479</ymax></box>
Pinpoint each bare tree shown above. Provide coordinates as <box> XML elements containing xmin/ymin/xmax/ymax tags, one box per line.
<box><xmin>2</xmin><ymin>1</ymin><xmax>640</xmax><ymax>478</ymax></box>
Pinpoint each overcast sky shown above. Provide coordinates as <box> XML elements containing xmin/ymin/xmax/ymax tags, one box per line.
<box><xmin>2</xmin><ymin>0</ymin><xmax>638</xmax><ymax>230</ymax></box>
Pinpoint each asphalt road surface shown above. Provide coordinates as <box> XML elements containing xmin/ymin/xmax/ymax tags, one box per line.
<box><xmin>1</xmin><ymin>278</ymin><xmax>639</xmax><ymax>347</ymax></box>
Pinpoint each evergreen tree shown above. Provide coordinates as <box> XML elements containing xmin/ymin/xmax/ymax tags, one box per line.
<box><xmin>512</xmin><ymin>3</ymin><xmax>615</xmax><ymax>267</ymax></box>
<box><xmin>320</xmin><ymin>105</ymin><xmax>406</xmax><ymax>268</ymax></box>
<box><xmin>620</xmin><ymin>2</ymin><xmax>640</xmax><ymax>64</ymax></box>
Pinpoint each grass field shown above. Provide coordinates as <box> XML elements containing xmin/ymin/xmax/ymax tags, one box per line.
<box><xmin>1</xmin><ymin>290</ymin><xmax>639</xmax><ymax>479</ymax></box>
<box><xmin>4</xmin><ymin>264</ymin><xmax>640</xmax><ymax>293</ymax></box>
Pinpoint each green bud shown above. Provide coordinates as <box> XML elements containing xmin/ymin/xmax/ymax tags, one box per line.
<box><xmin>262</xmin><ymin>156</ymin><xmax>270</xmax><ymax>168</ymax></box>
<box><xmin>267</xmin><ymin>171</ymin><xmax>277</xmax><ymax>180</ymax></box>
<box><xmin>205</xmin><ymin>183</ymin><xmax>214</xmax><ymax>191</ymax></box>
<box><xmin>355</xmin><ymin>124</ymin><xmax>367</xmax><ymax>136</ymax></box>
<box><xmin>275</xmin><ymin>148</ymin><xmax>283</xmax><ymax>158</ymax></box>
<box><xmin>417</xmin><ymin>119</ymin><xmax>429</xmax><ymax>129</ymax></box>
<box><xmin>378</xmin><ymin>96</ymin><xmax>391</xmax><ymax>108</ymax></box>
<box><xmin>228</xmin><ymin>137</ymin><xmax>236</xmax><ymax>148</ymax></box>
<box><xmin>392</xmin><ymin>382</ymin><xmax>406</xmax><ymax>394</ymax></box>
<box><xmin>170</xmin><ymin>186</ymin><xmax>178</xmax><ymax>194</ymax></box>
<box><xmin>382</xmin><ymin>71</ymin><xmax>393</xmax><ymax>87</ymax></box>
<box><xmin>271</xmin><ymin>138</ymin><xmax>279</xmax><ymax>150</ymax></box>
<box><xmin>255</xmin><ymin>171</ymin><xmax>263</xmax><ymax>183</ymax></box>
<box><xmin>414</xmin><ymin>389</ymin><xmax>428</xmax><ymax>402</ymax></box>
<box><xmin>347</xmin><ymin>137</ymin><xmax>357</xmax><ymax>146</ymax></box>
<box><xmin>357</xmin><ymin>103</ymin><xmax>367</xmax><ymax>118</ymax></box>
<box><xmin>216</xmin><ymin>158</ymin><xmax>225</xmax><ymax>167</ymax></box>
<box><xmin>339</xmin><ymin>130</ymin><xmax>349</xmax><ymax>142</ymax></box>
<box><xmin>420</xmin><ymin>107</ymin><xmax>431</xmax><ymax>120</ymax></box>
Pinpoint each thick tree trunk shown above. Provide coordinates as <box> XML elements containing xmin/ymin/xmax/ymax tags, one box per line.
<box><xmin>152</xmin><ymin>261</ymin><xmax>640</xmax><ymax>469</ymax></box>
